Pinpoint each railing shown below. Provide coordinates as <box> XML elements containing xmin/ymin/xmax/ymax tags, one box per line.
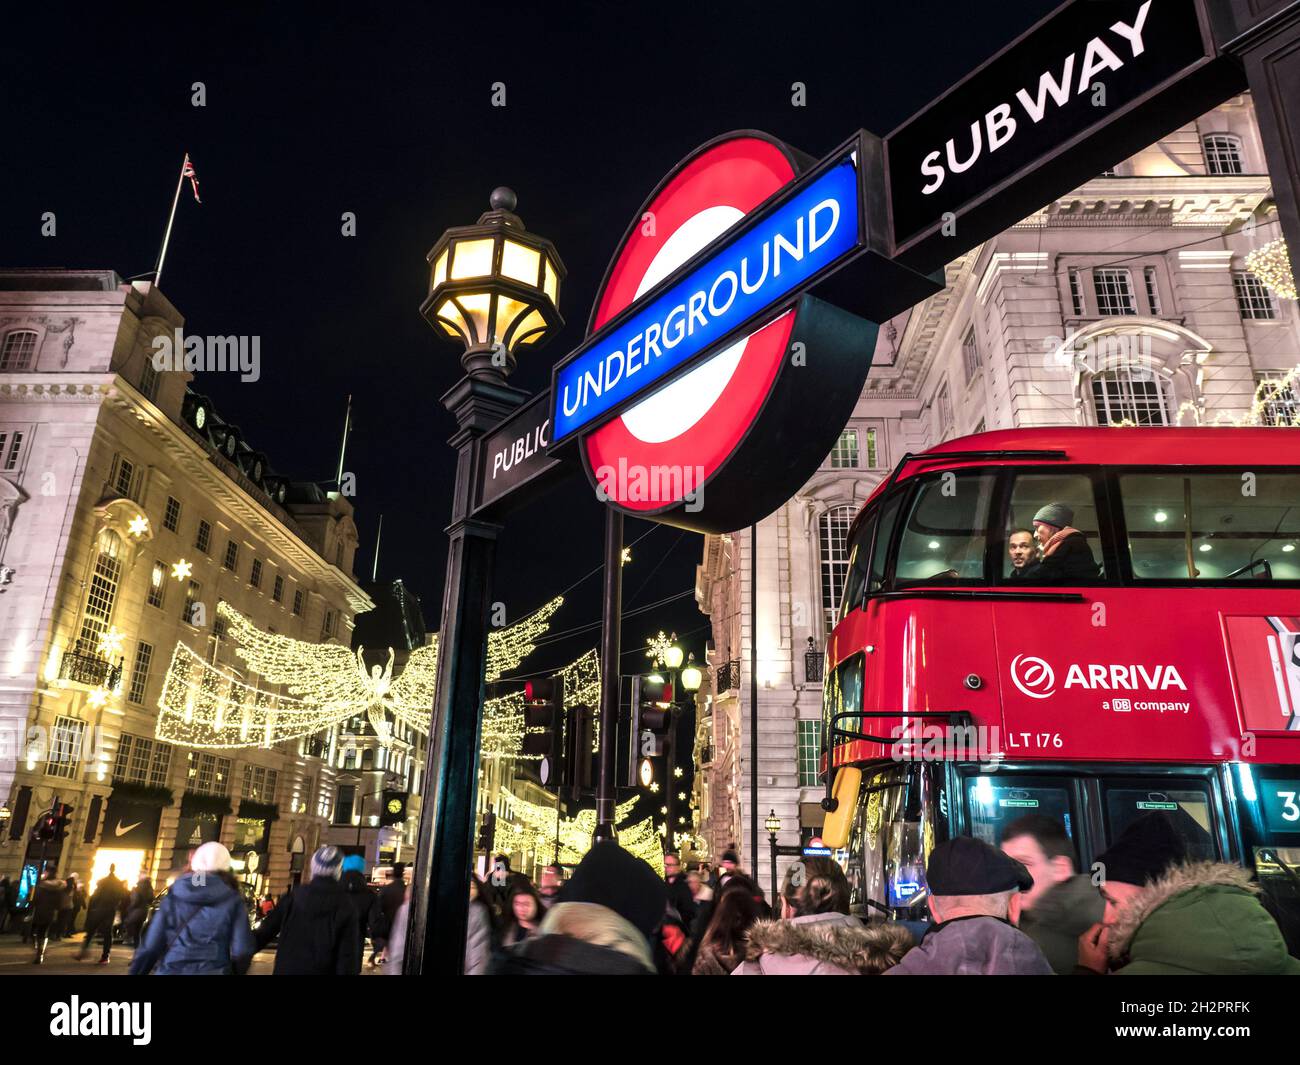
<box><xmin>713</xmin><ymin>660</ymin><xmax>741</xmax><ymax>693</ymax></box>
<box><xmin>59</xmin><ymin>643</ymin><xmax>122</xmax><ymax>690</ymax></box>
<box><xmin>804</xmin><ymin>638</ymin><xmax>825</xmax><ymax>684</ymax></box>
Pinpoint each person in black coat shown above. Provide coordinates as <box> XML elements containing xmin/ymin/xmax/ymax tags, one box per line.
<box><xmin>1028</xmin><ymin>504</ymin><xmax>1099</xmax><ymax>583</ymax></box>
<box><xmin>340</xmin><ymin>855</ymin><xmax>381</xmax><ymax>970</ymax></box>
<box><xmin>254</xmin><ymin>846</ymin><xmax>360</xmax><ymax>975</ymax></box>
<box><xmin>663</xmin><ymin>852</ymin><xmax>697</xmax><ymax>927</ymax></box>
<box><xmin>78</xmin><ymin>865</ymin><xmax>128</xmax><ymax>963</ymax></box>
<box><xmin>370</xmin><ymin>861</ymin><xmax>406</xmax><ymax>966</ymax></box>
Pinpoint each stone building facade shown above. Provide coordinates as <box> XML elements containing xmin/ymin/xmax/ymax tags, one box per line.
<box><xmin>693</xmin><ymin>94</ymin><xmax>1300</xmax><ymax>895</ymax></box>
<box><xmin>0</xmin><ymin>269</ymin><xmax>371</xmax><ymax>902</ymax></box>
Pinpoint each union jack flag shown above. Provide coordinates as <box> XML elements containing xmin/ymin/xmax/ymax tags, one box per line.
<box><xmin>182</xmin><ymin>153</ymin><xmax>201</xmax><ymax>204</ymax></box>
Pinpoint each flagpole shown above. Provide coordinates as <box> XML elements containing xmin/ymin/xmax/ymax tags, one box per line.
<box><xmin>371</xmin><ymin>514</ymin><xmax>384</xmax><ymax>582</ymax></box>
<box><xmin>154</xmin><ymin>153</ymin><xmax>190</xmax><ymax>288</ymax></box>
<box><xmin>335</xmin><ymin>394</ymin><xmax>353</xmax><ymax>486</ymax></box>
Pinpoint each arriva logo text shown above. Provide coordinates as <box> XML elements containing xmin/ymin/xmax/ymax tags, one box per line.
<box><xmin>1011</xmin><ymin>653</ymin><xmax>1186</xmax><ymax>699</ymax></box>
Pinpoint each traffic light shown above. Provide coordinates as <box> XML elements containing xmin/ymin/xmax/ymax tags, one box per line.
<box><xmin>476</xmin><ymin>809</ymin><xmax>496</xmax><ymax>853</ymax></box>
<box><xmin>626</xmin><ymin>674</ymin><xmax>674</xmax><ymax>785</ymax></box>
<box><xmin>30</xmin><ymin>802</ymin><xmax>73</xmax><ymax>844</ymax></box>
<box><xmin>562</xmin><ymin>703</ymin><xmax>595</xmax><ymax>800</ymax></box>
<box><xmin>379</xmin><ymin>790</ymin><xmax>409</xmax><ymax>826</ymax></box>
<box><xmin>522</xmin><ymin>676</ymin><xmax>564</xmax><ymax>786</ymax></box>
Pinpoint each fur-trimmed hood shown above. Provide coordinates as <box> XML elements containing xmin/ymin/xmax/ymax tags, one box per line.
<box><xmin>732</xmin><ymin>913</ymin><xmax>914</xmax><ymax>976</ymax></box>
<box><xmin>1107</xmin><ymin>861</ymin><xmax>1300</xmax><ymax>976</ymax></box>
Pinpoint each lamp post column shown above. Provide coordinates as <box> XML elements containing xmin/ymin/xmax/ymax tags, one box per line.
<box><xmin>405</xmin><ymin>372</ymin><xmax>527</xmax><ymax>976</ymax></box>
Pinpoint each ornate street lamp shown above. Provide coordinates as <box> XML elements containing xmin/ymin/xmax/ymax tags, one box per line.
<box><xmin>680</xmin><ymin>653</ymin><xmax>703</xmax><ymax>693</ymax></box>
<box><xmin>766</xmin><ymin>809</ymin><xmax>782</xmax><ymax>906</ymax></box>
<box><xmin>662</xmin><ymin>635</ymin><xmax>685</xmax><ymax>671</ymax></box>
<box><xmin>420</xmin><ymin>187</ymin><xmax>566</xmax><ymax>379</ymax></box>
<box><xmin>407</xmin><ymin>187</ymin><xmax>565</xmax><ymax>976</ymax></box>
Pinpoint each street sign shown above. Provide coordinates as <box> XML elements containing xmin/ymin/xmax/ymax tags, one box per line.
<box><xmin>556</xmin><ymin>130</ymin><xmax>938</xmax><ymax>533</ymax></box>
<box><xmin>885</xmin><ymin>0</ymin><xmax>1238</xmax><ymax>273</ymax></box>
<box><xmin>552</xmin><ymin>131</ymin><xmax>939</xmax><ymax>450</ymax></box>
<box><xmin>473</xmin><ymin>389</ymin><xmax>564</xmax><ymax>518</ymax></box>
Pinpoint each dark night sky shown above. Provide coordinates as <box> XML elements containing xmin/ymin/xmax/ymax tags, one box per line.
<box><xmin>0</xmin><ymin>0</ymin><xmax>1059</xmax><ymax>678</ymax></box>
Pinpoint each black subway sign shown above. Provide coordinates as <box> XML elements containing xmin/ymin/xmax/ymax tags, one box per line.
<box><xmin>474</xmin><ymin>389</ymin><xmax>562</xmax><ymax>517</ymax></box>
<box><xmin>885</xmin><ymin>0</ymin><xmax>1235</xmax><ymax>273</ymax></box>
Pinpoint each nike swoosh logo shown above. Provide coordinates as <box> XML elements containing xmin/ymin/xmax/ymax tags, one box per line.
<box><xmin>114</xmin><ymin>820</ymin><xmax>143</xmax><ymax>837</ymax></box>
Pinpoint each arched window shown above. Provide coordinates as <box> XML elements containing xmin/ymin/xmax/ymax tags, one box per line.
<box><xmin>1203</xmin><ymin>133</ymin><xmax>1244</xmax><ymax>176</ymax></box>
<box><xmin>0</xmin><ymin>330</ymin><xmax>38</xmax><ymax>371</ymax></box>
<box><xmin>1091</xmin><ymin>368</ymin><xmax>1172</xmax><ymax>426</ymax></box>
<box><xmin>818</xmin><ymin>505</ymin><xmax>855</xmax><ymax>635</ymax></box>
<box><xmin>78</xmin><ymin>529</ymin><xmax>124</xmax><ymax>651</ymax></box>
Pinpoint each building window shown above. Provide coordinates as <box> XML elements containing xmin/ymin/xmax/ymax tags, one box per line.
<box><xmin>188</xmin><ymin>751</ymin><xmax>231</xmax><ymax>796</ymax></box>
<box><xmin>864</xmin><ymin>427</ymin><xmax>879</xmax><ymax>468</ymax></box>
<box><xmin>77</xmin><ymin>530</ymin><xmax>123</xmax><ymax>649</ymax></box>
<box><xmin>334</xmin><ymin>784</ymin><xmax>356</xmax><ymax>825</ymax></box>
<box><xmin>1233</xmin><ymin>272</ymin><xmax>1277</xmax><ymax>320</ymax></box>
<box><xmin>195</xmin><ymin>519</ymin><xmax>212</xmax><ymax>554</ymax></box>
<box><xmin>293</xmin><ymin>590</ymin><xmax>304</xmax><ymax>616</ymax></box>
<box><xmin>163</xmin><ymin>496</ymin><xmax>181</xmax><ymax>532</ymax></box>
<box><xmin>829</xmin><ymin>430</ymin><xmax>858</xmax><ymax>469</ymax></box>
<box><xmin>1067</xmin><ymin>269</ymin><xmax>1085</xmax><ymax>316</ymax></box>
<box><xmin>0</xmin><ymin>429</ymin><xmax>25</xmax><ymax>472</ymax></box>
<box><xmin>1092</xmin><ymin>368</ymin><xmax>1171</xmax><ymax>426</ymax></box>
<box><xmin>183</xmin><ymin>579</ymin><xmax>202</xmax><ymax>624</ymax></box>
<box><xmin>1093</xmin><ymin>268</ymin><xmax>1137</xmax><ymax>316</ymax></box>
<box><xmin>962</xmin><ymin>326</ymin><xmax>982</xmax><ymax>384</ymax></box>
<box><xmin>1203</xmin><ymin>133</ymin><xmax>1244</xmax><ymax>176</ymax></box>
<box><xmin>273</xmin><ymin>574</ymin><xmax>284</xmax><ymax>603</ymax></box>
<box><xmin>46</xmin><ymin>716</ymin><xmax>87</xmax><ymax>778</ymax></box>
<box><xmin>117</xmin><ymin>733</ymin><xmax>172</xmax><ymax>786</ymax></box>
<box><xmin>139</xmin><ymin>358</ymin><xmax>159</xmax><ymax>401</ymax></box>
<box><xmin>241</xmin><ymin>764</ymin><xmax>279</xmax><ymax>802</ymax></box>
<box><xmin>112</xmin><ymin>455</ymin><xmax>135</xmax><ymax>498</ymax></box>
<box><xmin>1141</xmin><ymin>267</ymin><xmax>1162</xmax><ymax>316</ymax></box>
<box><xmin>1256</xmin><ymin>373</ymin><xmax>1300</xmax><ymax>426</ymax></box>
<box><xmin>936</xmin><ymin>382</ymin><xmax>953</xmax><ymax>438</ymax></box>
<box><xmin>0</xmin><ymin>330</ymin><xmax>38</xmax><ymax>371</ymax></box>
<box><xmin>321</xmin><ymin>609</ymin><xmax>337</xmax><ymax>640</ymax></box>
<box><xmin>249</xmin><ymin>558</ymin><xmax>263</xmax><ymax>589</ymax></box>
<box><xmin>818</xmin><ymin>506</ymin><xmax>855</xmax><ymax>635</ymax></box>
<box><xmin>223</xmin><ymin>539</ymin><xmax>239</xmax><ymax>571</ymax></box>
<box><xmin>147</xmin><ymin>560</ymin><xmax>166</xmax><ymax>609</ymax></box>
<box><xmin>127</xmin><ymin>642</ymin><xmax>154</xmax><ymax>704</ymax></box>
<box><xmin>797</xmin><ymin>720</ymin><xmax>824</xmax><ymax>787</ymax></box>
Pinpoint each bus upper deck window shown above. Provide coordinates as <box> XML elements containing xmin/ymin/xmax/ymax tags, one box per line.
<box><xmin>1102</xmin><ymin>785</ymin><xmax>1218</xmax><ymax>862</ymax></box>
<box><xmin>894</xmin><ymin>473</ymin><xmax>997</xmax><ymax>585</ymax></box>
<box><xmin>1120</xmin><ymin>471</ymin><xmax>1300</xmax><ymax>582</ymax></box>
<box><xmin>1001</xmin><ymin>471</ymin><xmax>1106</xmax><ymax>583</ymax></box>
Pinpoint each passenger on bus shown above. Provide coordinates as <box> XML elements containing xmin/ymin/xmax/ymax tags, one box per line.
<box><xmin>1027</xmin><ymin>503</ymin><xmax>1099</xmax><ymax>583</ymax></box>
<box><xmin>1079</xmin><ymin>811</ymin><xmax>1300</xmax><ymax>976</ymax></box>
<box><xmin>1006</xmin><ymin>528</ymin><xmax>1041</xmax><ymax>580</ymax></box>
<box><xmin>884</xmin><ymin>837</ymin><xmax>1053</xmax><ymax>976</ymax></box>
<box><xmin>731</xmin><ymin>858</ymin><xmax>913</xmax><ymax>975</ymax></box>
<box><xmin>999</xmin><ymin>815</ymin><xmax>1102</xmax><ymax>974</ymax></box>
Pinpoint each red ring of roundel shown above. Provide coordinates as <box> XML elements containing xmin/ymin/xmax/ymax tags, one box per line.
<box><xmin>584</xmin><ymin>136</ymin><xmax>800</xmax><ymax>512</ymax></box>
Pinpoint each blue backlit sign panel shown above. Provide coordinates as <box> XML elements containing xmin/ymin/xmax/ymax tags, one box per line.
<box><xmin>550</xmin><ymin>152</ymin><xmax>863</xmax><ymax>444</ymax></box>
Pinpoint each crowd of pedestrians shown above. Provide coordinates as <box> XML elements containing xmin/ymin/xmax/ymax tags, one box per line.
<box><xmin>4</xmin><ymin>807</ymin><xmax>1296</xmax><ymax>976</ymax></box>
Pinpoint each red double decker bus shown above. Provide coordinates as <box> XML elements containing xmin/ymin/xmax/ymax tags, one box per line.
<box><xmin>819</xmin><ymin>427</ymin><xmax>1300</xmax><ymax>937</ymax></box>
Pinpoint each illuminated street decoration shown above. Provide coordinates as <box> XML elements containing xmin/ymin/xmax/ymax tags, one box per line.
<box><xmin>489</xmin><ymin>793</ymin><xmax>663</xmax><ymax>873</ymax></box>
<box><xmin>171</xmin><ymin>559</ymin><xmax>193</xmax><ymax>581</ymax></box>
<box><xmin>97</xmin><ymin>627</ymin><xmax>125</xmax><ymax>659</ymax></box>
<box><xmin>1246</xmin><ymin>239</ymin><xmax>1296</xmax><ymax>301</ymax></box>
<box><xmin>155</xmin><ymin>597</ymin><xmax>597</xmax><ymax>753</ymax></box>
<box><xmin>128</xmin><ymin>515</ymin><xmax>149</xmax><ymax>537</ymax></box>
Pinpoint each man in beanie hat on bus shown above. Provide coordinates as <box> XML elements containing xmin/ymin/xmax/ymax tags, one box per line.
<box><xmin>254</xmin><ymin>844</ymin><xmax>360</xmax><ymax>975</ymax></box>
<box><xmin>1080</xmin><ymin>811</ymin><xmax>1300</xmax><ymax>975</ymax></box>
<box><xmin>886</xmin><ymin>836</ymin><xmax>1053</xmax><ymax>975</ymax></box>
<box><xmin>1026</xmin><ymin>502</ymin><xmax>1099</xmax><ymax>584</ymax></box>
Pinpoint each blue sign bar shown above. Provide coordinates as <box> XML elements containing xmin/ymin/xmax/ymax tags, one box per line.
<box><xmin>802</xmin><ymin>846</ymin><xmax>833</xmax><ymax>857</ymax></box>
<box><xmin>551</xmin><ymin>154</ymin><xmax>862</xmax><ymax>443</ymax></box>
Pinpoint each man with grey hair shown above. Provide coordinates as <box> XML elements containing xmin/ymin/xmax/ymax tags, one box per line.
<box><xmin>254</xmin><ymin>845</ymin><xmax>360</xmax><ymax>975</ymax></box>
<box><xmin>885</xmin><ymin>837</ymin><xmax>1053</xmax><ymax>975</ymax></box>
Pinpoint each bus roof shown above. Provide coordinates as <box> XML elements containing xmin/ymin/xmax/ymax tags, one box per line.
<box><xmin>859</xmin><ymin>427</ymin><xmax>1298</xmax><ymax>514</ymax></box>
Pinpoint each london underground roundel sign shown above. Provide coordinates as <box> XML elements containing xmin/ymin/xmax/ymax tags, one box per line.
<box><xmin>560</xmin><ymin>131</ymin><xmax>882</xmax><ymax>534</ymax></box>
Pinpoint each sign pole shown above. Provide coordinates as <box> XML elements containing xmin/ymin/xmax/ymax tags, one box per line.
<box><xmin>593</xmin><ymin>508</ymin><xmax>622</xmax><ymax>843</ymax></box>
<box><xmin>404</xmin><ymin>374</ymin><xmax>526</xmax><ymax>975</ymax></box>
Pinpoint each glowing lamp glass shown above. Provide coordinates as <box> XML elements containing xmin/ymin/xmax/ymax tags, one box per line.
<box><xmin>450</xmin><ymin>238</ymin><xmax>495</xmax><ymax>280</ymax></box>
